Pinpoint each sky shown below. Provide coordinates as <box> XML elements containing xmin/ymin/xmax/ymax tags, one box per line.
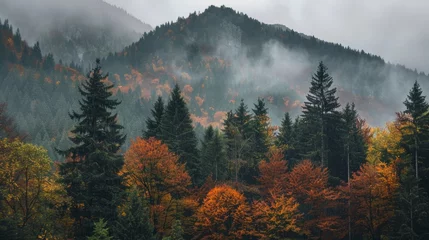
<box><xmin>104</xmin><ymin>0</ymin><xmax>429</xmax><ymax>74</ymax></box>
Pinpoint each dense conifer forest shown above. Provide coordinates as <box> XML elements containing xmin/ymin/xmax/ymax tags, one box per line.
<box><xmin>2</xmin><ymin>4</ymin><xmax>429</xmax><ymax>240</ymax></box>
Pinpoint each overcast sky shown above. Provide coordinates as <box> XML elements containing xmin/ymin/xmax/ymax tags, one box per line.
<box><xmin>104</xmin><ymin>0</ymin><xmax>429</xmax><ymax>74</ymax></box>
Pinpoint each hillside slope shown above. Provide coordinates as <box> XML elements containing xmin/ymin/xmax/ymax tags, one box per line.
<box><xmin>2</xmin><ymin>5</ymin><xmax>429</xmax><ymax>161</ymax></box>
<box><xmin>0</xmin><ymin>0</ymin><xmax>152</xmax><ymax>65</ymax></box>
<box><xmin>103</xmin><ymin>5</ymin><xmax>429</xmax><ymax>126</ymax></box>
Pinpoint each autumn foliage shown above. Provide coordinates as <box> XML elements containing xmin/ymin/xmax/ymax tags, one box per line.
<box><xmin>257</xmin><ymin>148</ymin><xmax>288</xmax><ymax>196</ymax></box>
<box><xmin>123</xmin><ymin>137</ymin><xmax>191</xmax><ymax>235</ymax></box>
<box><xmin>286</xmin><ymin>160</ymin><xmax>346</xmax><ymax>239</ymax></box>
<box><xmin>347</xmin><ymin>162</ymin><xmax>399</xmax><ymax>239</ymax></box>
<box><xmin>195</xmin><ymin>185</ymin><xmax>252</xmax><ymax>239</ymax></box>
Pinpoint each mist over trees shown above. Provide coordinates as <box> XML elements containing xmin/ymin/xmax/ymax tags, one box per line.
<box><xmin>2</xmin><ymin>4</ymin><xmax>429</xmax><ymax>240</ymax></box>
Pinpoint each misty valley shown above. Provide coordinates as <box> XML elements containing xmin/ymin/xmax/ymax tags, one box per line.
<box><xmin>1</xmin><ymin>1</ymin><xmax>429</xmax><ymax>240</ymax></box>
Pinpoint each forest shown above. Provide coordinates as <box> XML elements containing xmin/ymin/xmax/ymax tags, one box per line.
<box><xmin>1</xmin><ymin>4</ymin><xmax>429</xmax><ymax>240</ymax></box>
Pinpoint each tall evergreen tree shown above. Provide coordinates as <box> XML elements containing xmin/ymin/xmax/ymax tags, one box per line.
<box><xmin>251</xmin><ymin>98</ymin><xmax>270</xmax><ymax>162</ymax></box>
<box><xmin>200</xmin><ymin>126</ymin><xmax>227</xmax><ymax>181</ymax></box>
<box><xmin>302</xmin><ymin>61</ymin><xmax>341</xmax><ymax>169</ymax></box>
<box><xmin>342</xmin><ymin>103</ymin><xmax>366</xmax><ymax>177</ymax></box>
<box><xmin>234</xmin><ymin>99</ymin><xmax>254</xmax><ymax>183</ymax></box>
<box><xmin>57</xmin><ymin>59</ymin><xmax>126</xmax><ymax>239</ymax></box>
<box><xmin>276</xmin><ymin>112</ymin><xmax>299</xmax><ymax>166</ymax></box>
<box><xmin>160</xmin><ymin>84</ymin><xmax>201</xmax><ymax>185</ymax></box>
<box><xmin>400</xmin><ymin>81</ymin><xmax>429</xmax><ymax>181</ymax></box>
<box><xmin>143</xmin><ymin>96</ymin><xmax>164</xmax><ymax>139</ymax></box>
<box><xmin>113</xmin><ymin>190</ymin><xmax>155</xmax><ymax>240</ymax></box>
<box><xmin>277</xmin><ymin>112</ymin><xmax>293</xmax><ymax>149</ymax></box>
<box><xmin>391</xmin><ymin>168</ymin><xmax>429</xmax><ymax>240</ymax></box>
<box><xmin>200</xmin><ymin>125</ymin><xmax>215</xmax><ymax>179</ymax></box>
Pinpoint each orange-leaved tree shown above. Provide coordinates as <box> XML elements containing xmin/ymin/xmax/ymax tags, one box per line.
<box><xmin>123</xmin><ymin>137</ymin><xmax>191</xmax><ymax>236</ymax></box>
<box><xmin>195</xmin><ymin>185</ymin><xmax>252</xmax><ymax>239</ymax></box>
<box><xmin>257</xmin><ymin>148</ymin><xmax>288</xmax><ymax>197</ymax></box>
<box><xmin>252</xmin><ymin>192</ymin><xmax>303</xmax><ymax>239</ymax></box>
<box><xmin>347</xmin><ymin>162</ymin><xmax>399</xmax><ymax>239</ymax></box>
<box><xmin>286</xmin><ymin>160</ymin><xmax>346</xmax><ymax>239</ymax></box>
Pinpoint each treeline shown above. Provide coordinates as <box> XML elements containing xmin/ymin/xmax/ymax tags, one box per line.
<box><xmin>2</xmin><ymin>59</ymin><xmax>429</xmax><ymax>239</ymax></box>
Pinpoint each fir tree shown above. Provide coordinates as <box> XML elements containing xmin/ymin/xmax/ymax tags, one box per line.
<box><xmin>277</xmin><ymin>112</ymin><xmax>298</xmax><ymax>166</ymax></box>
<box><xmin>58</xmin><ymin>59</ymin><xmax>126</xmax><ymax>239</ymax></box>
<box><xmin>160</xmin><ymin>84</ymin><xmax>201</xmax><ymax>185</ymax></box>
<box><xmin>400</xmin><ymin>81</ymin><xmax>429</xmax><ymax>181</ymax></box>
<box><xmin>391</xmin><ymin>168</ymin><xmax>429</xmax><ymax>240</ymax></box>
<box><xmin>200</xmin><ymin>126</ymin><xmax>227</xmax><ymax>181</ymax></box>
<box><xmin>32</xmin><ymin>42</ymin><xmax>42</xmax><ymax>65</ymax></box>
<box><xmin>143</xmin><ymin>96</ymin><xmax>164</xmax><ymax>139</ymax></box>
<box><xmin>113</xmin><ymin>190</ymin><xmax>155</xmax><ymax>240</ymax></box>
<box><xmin>277</xmin><ymin>112</ymin><xmax>293</xmax><ymax>148</ymax></box>
<box><xmin>251</xmin><ymin>98</ymin><xmax>270</xmax><ymax>162</ymax></box>
<box><xmin>302</xmin><ymin>61</ymin><xmax>341</xmax><ymax>168</ymax></box>
<box><xmin>342</xmin><ymin>103</ymin><xmax>366</xmax><ymax>181</ymax></box>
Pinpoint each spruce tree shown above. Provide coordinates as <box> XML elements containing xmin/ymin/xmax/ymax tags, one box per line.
<box><xmin>201</xmin><ymin>126</ymin><xmax>227</xmax><ymax>181</ymax></box>
<box><xmin>113</xmin><ymin>190</ymin><xmax>155</xmax><ymax>240</ymax></box>
<box><xmin>234</xmin><ymin>99</ymin><xmax>254</xmax><ymax>183</ymax></box>
<box><xmin>342</xmin><ymin>103</ymin><xmax>366</xmax><ymax>181</ymax></box>
<box><xmin>400</xmin><ymin>81</ymin><xmax>429</xmax><ymax>181</ymax></box>
<box><xmin>160</xmin><ymin>84</ymin><xmax>201</xmax><ymax>185</ymax></box>
<box><xmin>302</xmin><ymin>61</ymin><xmax>341</xmax><ymax>168</ymax></box>
<box><xmin>251</xmin><ymin>98</ymin><xmax>270</xmax><ymax>162</ymax></box>
<box><xmin>277</xmin><ymin>112</ymin><xmax>293</xmax><ymax>148</ymax></box>
<box><xmin>391</xmin><ymin>168</ymin><xmax>429</xmax><ymax>240</ymax></box>
<box><xmin>143</xmin><ymin>96</ymin><xmax>164</xmax><ymax>139</ymax></box>
<box><xmin>58</xmin><ymin>59</ymin><xmax>125</xmax><ymax>239</ymax></box>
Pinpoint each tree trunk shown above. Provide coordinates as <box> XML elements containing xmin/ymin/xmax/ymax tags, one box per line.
<box><xmin>415</xmin><ymin>135</ymin><xmax>418</xmax><ymax>180</ymax></box>
<box><xmin>347</xmin><ymin>144</ymin><xmax>351</xmax><ymax>240</ymax></box>
<box><xmin>321</xmin><ymin>119</ymin><xmax>324</xmax><ymax>168</ymax></box>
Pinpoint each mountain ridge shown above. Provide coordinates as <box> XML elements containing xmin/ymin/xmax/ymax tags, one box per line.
<box><xmin>0</xmin><ymin>0</ymin><xmax>153</xmax><ymax>65</ymax></box>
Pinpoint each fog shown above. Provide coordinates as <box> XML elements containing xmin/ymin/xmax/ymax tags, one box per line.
<box><xmin>106</xmin><ymin>0</ymin><xmax>429</xmax><ymax>74</ymax></box>
<box><xmin>0</xmin><ymin>0</ymin><xmax>152</xmax><ymax>64</ymax></box>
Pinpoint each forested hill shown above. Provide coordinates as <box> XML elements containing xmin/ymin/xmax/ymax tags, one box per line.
<box><xmin>0</xmin><ymin>0</ymin><xmax>152</xmax><ymax>65</ymax></box>
<box><xmin>103</xmin><ymin>5</ymin><xmax>429</xmax><ymax>126</ymax></box>
<box><xmin>1</xmin><ymin>5</ymin><xmax>429</xmax><ymax>161</ymax></box>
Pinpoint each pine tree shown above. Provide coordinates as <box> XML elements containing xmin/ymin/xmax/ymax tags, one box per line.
<box><xmin>251</xmin><ymin>98</ymin><xmax>270</xmax><ymax>163</ymax></box>
<box><xmin>400</xmin><ymin>81</ymin><xmax>429</xmax><ymax>182</ymax></box>
<box><xmin>13</xmin><ymin>28</ymin><xmax>21</xmax><ymax>52</ymax></box>
<box><xmin>302</xmin><ymin>61</ymin><xmax>341</xmax><ymax>169</ymax></box>
<box><xmin>143</xmin><ymin>96</ymin><xmax>164</xmax><ymax>139</ymax></box>
<box><xmin>201</xmin><ymin>126</ymin><xmax>227</xmax><ymax>181</ymax></box>
<box><xmin>277</xmin><ymin>112</ymin><xmax>300</xmax><ymax>167</ymax></box>
<box><xmin>58</xmin><ymin>59</ymin><xmax>126</xmax><ymax>239</ymax></box>
<box><xmin>200</xmin><ymin>125</ymin><xmax>214</xmax><ymax>179</ymax></box>
<box><xmin>32</xmin><ymin>42</ymin><xmax>42</xmax><ymax>66</ymax></box>
<box><xmin>160</xmin><ymin>84</ymin><xmax>201</xmax><ymax>185</ymax></box>
<box><xmin>113</xmin><ymin>190</ymin><xmax>155</xmax><ymax>240</ymax></box>
<box><xmin>342</xmin><ymin>103</ymin><xmax>366</xmax><ymax>181</ymax></box>
<box><xmin>391</xmin><ymin>168</ymin><xmax>429</xmax><ymax>240</ymax></box>
<box><xmin>277</xmin><ymin>112</ymin><xmax>293</xmax><ymax>148</ymax></box>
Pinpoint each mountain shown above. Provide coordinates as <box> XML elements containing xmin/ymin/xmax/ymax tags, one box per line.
<box><xmin>1</xmin><ymin>5</ymin><xmax>429</xmax><ymax>161</ymax></box>
<box><xmin>0</xmin><ymin>0</ymin><xmax>152</xmax><ymax>65</ymax></box>
<box><xmin>103</xmin><ymin>5</ymin><xmax>429</xmax><ymax>126</ymax></box>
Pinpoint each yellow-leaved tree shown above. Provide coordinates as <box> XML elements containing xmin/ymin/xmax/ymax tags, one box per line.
<box><xmin>0</xmin><ymin>138</ymin><xmax>71</xmax><ymax>239</ymax></box>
